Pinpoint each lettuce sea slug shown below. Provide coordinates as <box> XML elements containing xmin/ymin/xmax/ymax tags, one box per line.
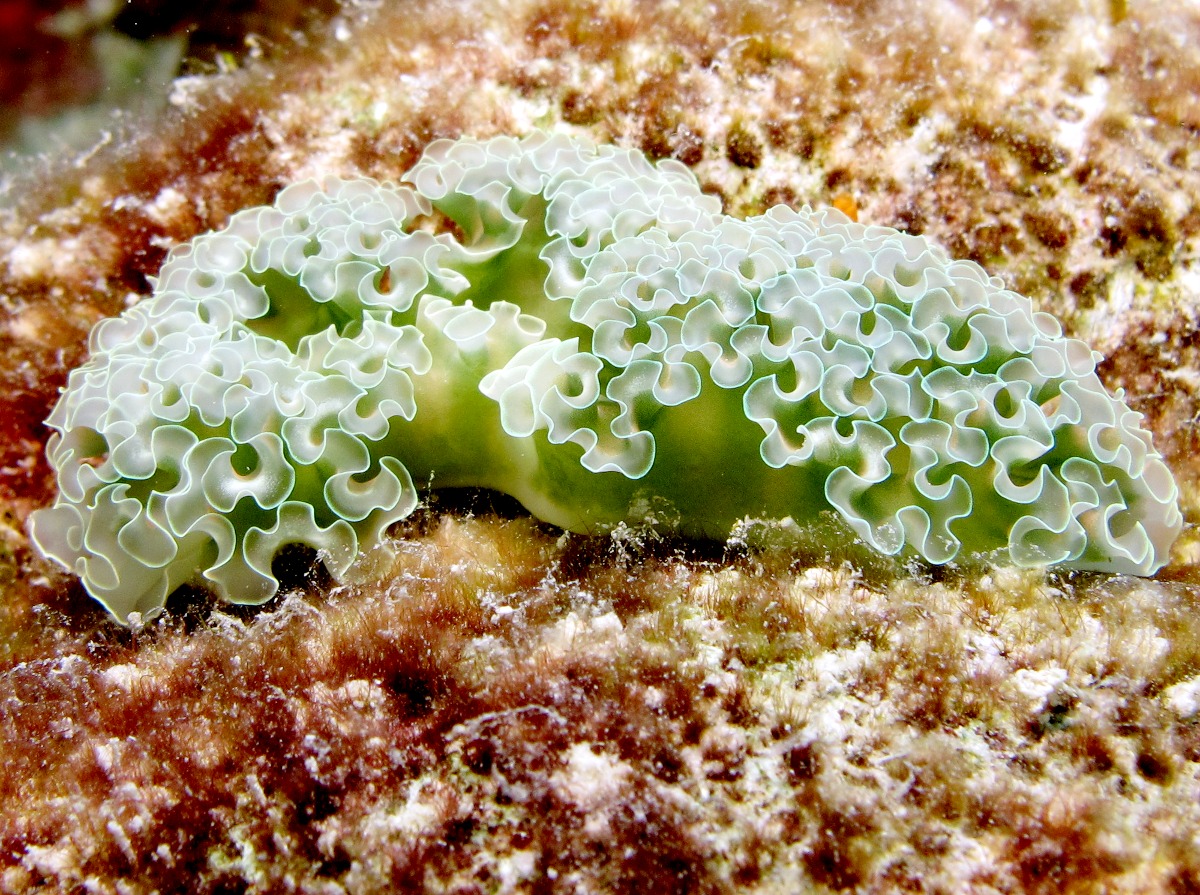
<box><xmin>29</xmin><ymin>133</ymin><xmax>1182</xmax><ymax>623</ymax></box>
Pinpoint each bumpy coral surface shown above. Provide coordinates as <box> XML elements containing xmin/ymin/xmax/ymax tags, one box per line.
<box><xmin>29</xmin><ymin>134</ymin><xmax>1180</xmax><ymax>623</ymax></box>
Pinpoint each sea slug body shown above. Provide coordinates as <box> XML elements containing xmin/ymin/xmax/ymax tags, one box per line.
<box><xmin>29</xmin><ymin>133</ymin><xmax>1182</xmax><ymax>623</ymax></box>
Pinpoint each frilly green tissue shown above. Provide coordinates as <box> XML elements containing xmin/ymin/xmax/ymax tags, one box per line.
<box><xmin>29</xmin><ymin>133</ymin><xmax>1182</xmax><ymax>623</ymax></box>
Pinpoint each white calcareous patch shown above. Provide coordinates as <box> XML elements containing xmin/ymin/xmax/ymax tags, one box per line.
<box><xmin>550</xmin><ymin>743</ymin><xmax>632</xmax><ymax>813</ymax></box>
<box><xmin>1006</xmin><ymin>666</ymin><xmax>1069</xmax><ymax>708</ymax></box>
<box><xmin>101</xmin><ymin>663</ymin><xmax>148</xmax><ymax>691</ymax></box>
<box><xmin>1162</xmin><ymin>675</ymin><xmax>1200</xmax><ymax>720</ymax></box>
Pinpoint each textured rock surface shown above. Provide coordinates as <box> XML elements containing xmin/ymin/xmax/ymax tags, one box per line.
<box><xmin>2</xmin><ymin>1</ymin><xmax>1200</xmax><ymax>892</ymax></box>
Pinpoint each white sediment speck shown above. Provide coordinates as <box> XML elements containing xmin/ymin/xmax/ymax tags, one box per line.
<box><xmin>538</xmin><ymin>610</ymin><xmax>626</xmax><ymax>659</ymax></box>
<box><xmin>365</xmin><ymin>780</ymin><xmax>442</xmax><ymax>839</ymax></box>
<box><xmin>1007</xmin><ymin>666</ymin><xmax>1068</xmax><ymax>706</ymax></box>
<box><xmin>550</xmin><ymin>743</ymin><xmax>631</xmax><ymax>811</ymax></box>
<box><xmin>1162</xmin><ymin>675</ymin><xmax>1200</xmax><ymax>719</ymax></box>
<box><xmin>101</xmin><ymin>663</ymin><xmax>147</xmax><ymax>691</ymax></box>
